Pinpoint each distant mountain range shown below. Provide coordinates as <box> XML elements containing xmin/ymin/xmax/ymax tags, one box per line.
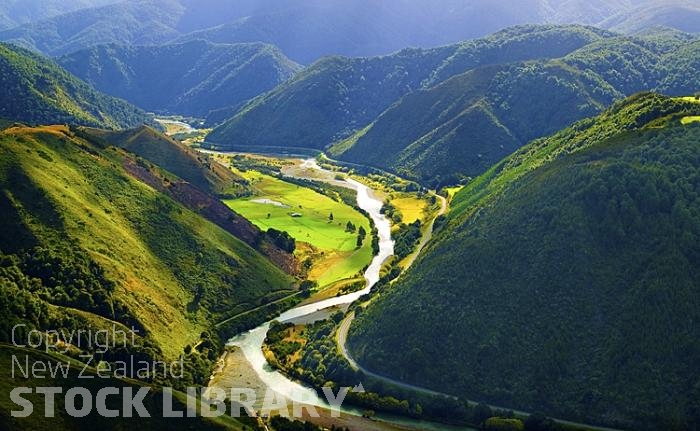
<box><xmin>0</xmin><ymin>0</ymin><xmax>118</xmax><ymax>30</ymax></box>
<box><xmin>58</xmin><ymin>40</ymin><xmax>302</xmax><ymax>119</ymax></box>
<box><xmin>0</xmin><ymin>42</ymin><xmax>149</xmax><ymax>129</ymax></box>
<box><xmin>1</xmin><ymin>0</ymin><xmax>698</xmax><ymax>64</ymax></box>
<box><xmin>208</xmin><ymin>25</ymin><xmax>611</xmax><ymax>152</ymax></box>
<box><xmin>332</xmin><ymin>28</ymin><xmax>700</xmax><ymax>183</ymax></box>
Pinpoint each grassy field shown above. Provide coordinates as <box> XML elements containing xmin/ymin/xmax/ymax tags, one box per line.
<box><xmin>225</xmin><ymin>169</ymin><xmax>373</xmax><ymax>287</ymax></box>
<box><xmin>677</xmin><ymin>96</ymin><xmax>700</xmax><ymax>126</ymax></box>
<box><xmin>391</xmin><ymin>196</ymin><xmax>427</xmax><ymax>224</ymax></box>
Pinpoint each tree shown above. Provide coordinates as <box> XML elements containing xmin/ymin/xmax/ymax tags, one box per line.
<box><xmin>300</xmin><ymin>280</ymin><xmax>317</xmax><ymax>293</ymax></box>
<box><xmin>524</xmin><ymin>412</ymin><xmax>555</xmax><ymax>431</ymax></box>
<box><xmin>329</xmin><ymin>212</ymin><xmax>334</xmax><ymax>222</ymax></box>
<box><xmin>473</xmin><ymin>403</ymin><xmax>494</xmax><ymax>424</ymax></box>
<box><xmin>267</xmin><ymin>228</ymin><xmax>296</xmax><ymax>252</ymax></box>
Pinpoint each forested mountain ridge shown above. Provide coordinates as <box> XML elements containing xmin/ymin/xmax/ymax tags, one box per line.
<box><xmin>331</xmin><ymin>60</ymin><xmax>615</xmax><ymax>184</ymax></box>
<box><xmin>58</xmin><ymin>40</ymin><xmax>302</xmax><ymax>120</ymax></box>
<box><xmin>332</xmin><ymin>31</ymin><xmax>700</xmax><ymax>184</ymax></box>
<box><xmin>208</xmin><ymin>25</ymin><xmax>700</xmax><ymax>185</ymax></box>
<box><xmin>206</xmin><ymin>25</ymin><xmax>611</xmax><ymax>153</ymax></box>
<box><xmin>348</xmin><ymin>93</ymin><xmax>700</xmax><ymax>431</ymax></box>
<box><xmin>0</xmin><ymin>42</ymin><xmax>149</xmax><ymax>129</ymax></box>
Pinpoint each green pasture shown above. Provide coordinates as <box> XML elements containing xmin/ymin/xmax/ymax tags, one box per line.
<box><xmin>225</xmin><ymin>170</ymin><xmax>373</xmax><ymax>286</ymax></box>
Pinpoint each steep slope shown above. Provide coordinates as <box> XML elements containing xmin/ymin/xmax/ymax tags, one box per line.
<box><xmin>0</xmin><ymin>124</ymin><xmax>295</xmax><ymax>367</ymax></box>
<box><xmin>333</xmin><ymin>60</ymin><xmax>616</xmax><ymax>183</ymax></box>
<box><xmin>657</xmin><ymin>38</ymin><xmax>700</xmax><ymax>95</ymax></box>
<box><xmin>83</xmin><ymin>125</ymin><xmax>248</xmax><ymax>196</ymax></box>
<box><xmin>0</xmin><ymin>43</ymin><xmax>149</xmax><ymax>129</ymax></box>
<box><xmin>348</xmin><ymin>94</ymin><xmax>700</xmax><ymax>430</ymax></box>
<box><xmin>58</xmin><ymin>40</ymin><xmax>302</xmax><ymax>119</ymax></box>
<box><xmin>333</xmin><ymin>32</ymin><xmax>700</xmax><ymax>183</ymax></box>
<box><xmin>77</xmin><ymin>125</ymin><xmax>296</xmax><ymax>272</ymax></box>
<box><xmin>207</xmin><ymin>25</ymin><xmax>609</xmax><ymax>151</ymax></box>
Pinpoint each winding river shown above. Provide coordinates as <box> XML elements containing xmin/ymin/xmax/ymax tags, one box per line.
<box><xmin>223</xmin><ymin>159</ymin><xmax>393</xmax><ymax>405</ymax></box>
<box><xmin>208</xmin><ymin>157</ymin><xmax>469</xmax><ymax>430</ymax></box>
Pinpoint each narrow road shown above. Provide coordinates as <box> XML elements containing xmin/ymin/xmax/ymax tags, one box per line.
<box><xmin>336</xmin><ymin>311</ymin><xmax>455</xmax><ymax>400</ymax></box>
<box><xmin>336</xmin><ymin>191</ymin><xmax>454</xmax><ymax>400</ymax></box>
<box><xmin>214</xmin><ymin>291</ymin><xmax>301</xmax><ymax>329</ymax></box>
<box><xmin>401</xmin><ymin>193</ymin><xmax>447</xmax><ymax>270</ymax></box>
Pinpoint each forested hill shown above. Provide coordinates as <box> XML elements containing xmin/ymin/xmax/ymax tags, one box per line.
<box><xmin>58</xmin><ymin>40</ymin><xmax>302</xmax><ymax>120</ymax></box>
<box><xmin>206</xmin><ymin>25</ymin><xmax>610</xmax><ymax>152</ymax></box>
<box><xmin>207</xmin><ymin>25</ymin><xmax>700</xmax><ymax>185</ymax></box>
<box><xmin>332</xmin><ymin>29</ymin><xmax>700</xmax><ymax>184</ymax></box>
<box><xmin>348</xmin><ymin>94</ymin><xmax>700</xmax><ymax>431</ymax></box>
<box><xmin>0</xmin><ymin>43</ymin><xmax>149</xmax><ymax>129</ymax></box>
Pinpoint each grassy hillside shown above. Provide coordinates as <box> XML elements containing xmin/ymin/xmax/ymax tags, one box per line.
<box><xmin>77</xmin><ymin>126</ymin><xmax>298</xmax><ymax>273</ymax></box>
<box><xmin>348</xmin><ymin>94</ymin><xmax>700</xmax><ymax>430</ymax></box>
<box><xmin>0</xmin><ymin>43</ymin><xmax>149</xmax><ymax>129</ymax></box>
<box><xmin>0</xmin><ymin>345</ymin><xmax>248</xmax><ymax>430</ymax></box>
<box><xmin>83</xmin><ymin>125</ymin><xmax>248</xmax><ymax>196</ymax></box>
<box><xmin>58</xmin><ymin>40</ymin><xmax>302</xmax><ymax>119</ymax></box>
<box><xmin>206</xmin><ymin>25</ymin><xmax>608</xmax><ymax>151</ymax></box>
<box><xmin>0</xmin><ymin>124</ymin><xmax>294</xmax><ymax>372</ymax></box>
